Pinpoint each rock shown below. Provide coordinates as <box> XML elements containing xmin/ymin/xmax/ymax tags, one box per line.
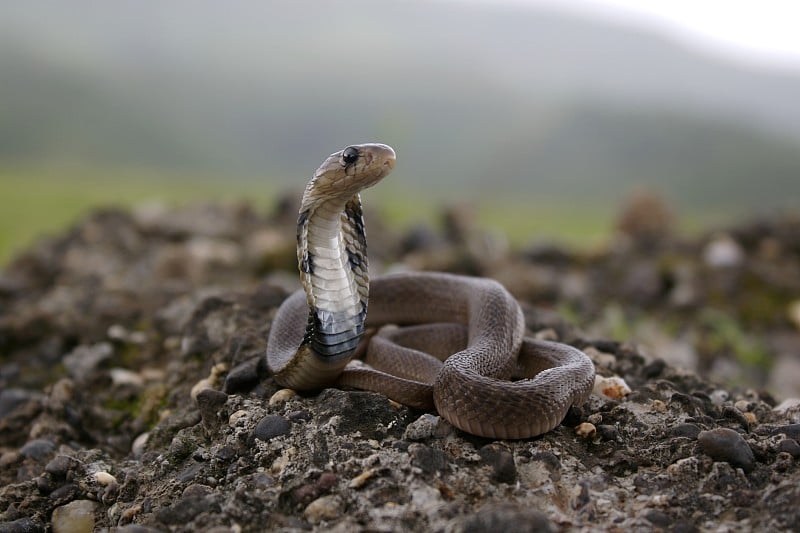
<box><xmin>62</xmin><ymin>343</ymin><xmax>113</xmax><ymax>379</ymax></box>
<box><xmin>575</xmin><ymin>422</ymin><xmax>597</xmax><ymax>440</ymax></box>
<box><xmin>770</xmin><ymin>424</ymin><xmax>800</xmax><ymax>440</ymax></box>
<box><xmin>478</xmin><ymin>444</ymin><xmax>517</xmax><ymax>484</ymax></box>
<box><xmin>409</xmin><ymin>444</ymin><xmax>449</xmax><ymax>475</ymax></box>
<box><xmin>667</xmin><ymin>423</ymin><xmax>701</xmax><ymax>440</ymax></box>
<box><xmin>155</xmin><ymin>494</ymin><xmax>221</xmax><ymax>525</ymax></box>
<box><xmin>114</xmin><ymin>526</ymin><xmax>162</xmax><ymax>533</ymax></box>
<box><xmin>223</xmin><ymin>356</ymin><xmax>264</xmax><ymax>393</ymax></box>
<box><xmin>19</xmin><ymin>439</ymin><xmax>55</xmax><ymax>461</ymax></box>
<box><xmin>45</xmin><ymin>456</ymin><xmax>81</xmax><ymax>479</ymax></box>
<box><xmin>697</xmin><ymin>428</ymin><xmax>755</xmax><ymax>473</ymax></box>
<box><xmin>787</xmin><ymin>300</ymin><xmax>800</xmax><ymax>330</ymax></box>
<box><xmin>253</xmin><ymin>414</ymin><xmax>291</xmax><ymax>441</ymax></box>
<box><xmin>594</xmin><ymin>375</ymin><xmax>631</xmax><ymax>400</ymax></box>
<box><xmin>348</xmin><ymin>468</ymin><xmax>379</xmax><ymax>489</ymax></box>
<box><xmin>51</xmin><ymin>500</ymin><xmax>97</xmax><ymax>533</ymax></box>
<box><xmin>268</xmin><ymin>389</ymin><xmax>297</xmax><ymax>406</ymax></box>
<box><xmin>303</xmin><ymin>495</ymin><xmax>343</xmax><ymax>523</ymax></box>
<box><xmin>195</xmin><ymin>388</ymin><xmax>228</xmax><ymax>431</ymax></box>
<box><xmin>131</xmin><ymin>432</ymin><xmax>149</xmax><ymax>458</ymax></box>
<box><xmin>403</xmin><ymin>413</ymin><xmax>441</xmax><ymax>440</ymax></box>
<box><xmin>0</xmin><ymin>518</ymin><xmax>44</xmax><ymax>533</ymax></box>
<box><xmin>289</xmin><ymin>472</ymin><xmax>338</xmax><ymax>506</ymax></box>
<box><xmin>458</xmin><ymin>503</ymin><xmax>554</xmax><ymax>533</ymax></box>
<box><xmin>703</xmin><ymin>234</ymin><xmax>744</xmax><ymax>268</ymax></box>
<box><xmin>776</xmin><ymin>439</ymin><xmax>800</xmax><ymax>458</ymax></box>
<box><xmin>0</xmin><ymin>389</ymin><xmax>42</xmax><ymax>419</ymax></box>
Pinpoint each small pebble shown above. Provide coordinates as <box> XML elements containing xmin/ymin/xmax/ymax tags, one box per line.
<box><xmin>478</xmin><ymin>444</ymin><xmax>517</xmax><ymax>484</ymax></box>
<box><xmin>770</xmin><ymin>423</ymin><xmax>800</xmax><ymax>440</ymax></box>
<box><xmin>641</xmin><ymin>358</ymin><xmax>666</xmax><ymax>379</ymax></box>
<box><xmin>787</xmin><ymin>300</ymin><xmax>800</xmax><ymax>330</ymax></box>
<box><xmin>268</xmin><ymin>389</ymin><xmax>297</xmax><ymax>406</ymax></box>
<box><xmin>703</xmin><ymin>234</ymin><xmax>744</xmax><ymax>268</ymax></box>
<box><xmin>223</xmin><ymin>357</ymin><xmax>262</xmax><ymax>394</ymax></box>
<box><xmin>772</xmin><ymin>399</ymin><xmax>800</xmax><ymax>415</ymax></box>
<box><xmin>303</xmin><ymin>495</ymin><xmax>342</xmax><ymax>523</ymax></box>
<box><xmin>586</xmin><ymin>413</ymin><xmax>603</xmax><ymax>425</ymax></box>
<box><xmin>403</xmin><ymin>413</ymin><xmax>441</xmax><ymax>441</ymax></box>
<box><xmin>62</xmin><ymin>343</ymin><xmax>113</xmax><ymax>379</ymax></box>
<box><xmin>131</xmin><ymin>433</ymin><xmax>150</xmax><ymax>458</ymax></box>
<box><xmin>0</xmin><ymin>388</ymin><xmax>41</xmax><ymax>419</ymax></box>
<box><xmin>593</xmin><ymin>376</ymin><xmax>631</xmax><ymax>400</ymax></box>
<box><xmin>575</xmin><ymin>422</ymin><xmax>597</xmax><ymax>440</ymax></box>
<box><xmin>348</xmin><ymin>468</ymin><xmax>378</xmax><ymax>489</ymax></box>
<box><xmin>697</xmin><ymin>428</ymin><xmax>755</xmax><ymax>473</ymax></box>
<box><xmin>20</xmin><ymin>439</ymin><xmax>56</xmax><ymax>461</ymax></box>
<box><xmin>650</xmin><ymin>399</ymin><xmax>667</xmax><ymax>413</ymax></box>
<box><xmin>776</xmin><ymin>439</ymin><xmax>800</xmax><ymax>458</ymax></box>
<box><xmin>742</xmin><ymin>412</ymin><xmax>758</xmax><ymax>425</ymax></box>
<box><xmin>709</xmin><ymin>390</ymin><xmax>730</xmax><ymax>405</ymax></box>
<box><xmin>0</xmin><ymin>518</ymin><xmax>43</xmax><ymax>533</ymax></box>
<box><xmin>597</xmin><ymin>424</ymin><xmax>619</xmax><ymax>441</ymax></box>
<box><xmin>51</xmin><ymin>499</ymin><xmax>97</xmax><ymax>533</ymax></box>
<box><xmin>94</xmin><ymin>471</ymin><xmax>117</xmax><ymax>486</ymax></box>
<box><xmin>460</xmin><ymin>503</ymin><xmax>555</xmax><ymax>533</ymax></box>
<box><xmin>667</xmin><ymin>423</ymin><xmax>701</xmax><ymax>440</ymax></box>
<box><xmin>533</xmin><ymin>328</ymin><xmax>558</xmax><ymax>341</ymax></box>
<box><xmin>45</xmin><ymin>456</ymin><xmax>80</xmax><ymax>478</ymax></box>
<box><xmin>190</xmin><ymin>378</ymin><xmax>214</xmax><ymax>401</ymax></box>
<box><xmin>409</xmin><ymin>444</ymin><xmax>449</xmax><ymax>475</ymax></box>
<box><xmin>253</xmin><ymin>414</ymin><xmax>291</xmax><ymax>441</ymax></box>
<box><xmin>195</xmin><ymin>388</ymin><xmax>228</xmax><ymax>430</ymax></box>
<box><xmin>228</xmin><ymin>410</ymin><xmax>249</xmax><ymax>427</ymax></box>
<box><xmin>108</xmin><ymin>368</ymin><xmax>144</xmax><ymax>387</ymax></box>
<box><xmin>583</xmin><ymin>346</ymin><xmax>616</xmax><ymax>368</ymax></box>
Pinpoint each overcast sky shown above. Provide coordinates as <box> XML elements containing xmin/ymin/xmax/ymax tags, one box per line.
<box><xmin>454</xmin><ymin>0</ymin><xmax>800</xmax><ymax>69</ymax></box>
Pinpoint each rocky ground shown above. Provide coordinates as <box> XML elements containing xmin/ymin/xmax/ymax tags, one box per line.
<box><xmin>1</xmin><ymin>196</ymin><xmax>799</xmax><ymax>532</ymax></box>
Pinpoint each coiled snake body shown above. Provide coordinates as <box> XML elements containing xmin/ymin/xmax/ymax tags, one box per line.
<box><xmin>267</xmin><ymin>143</ymin><xmax>595</xmax><ymax>439</ymax></box>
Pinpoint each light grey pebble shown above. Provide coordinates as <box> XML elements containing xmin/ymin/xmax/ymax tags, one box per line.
<box><xmin>63</xmin><ymin>342</ymin><xmax>113</xmax><ymax>379</ymax></box>
<box><xmin>20</xmin><ymin>439</ymin><xmax>56</xmax><ymax>461</ymax></box>
<box><xmin>51</xmin><ymin>499</ymin><xmax>97</xmax><ymax>533</ymax></box>
<box><xmin>403</xmin><ymin>413</ymin><xmax>440</xmax><ymax>440</ymax></box>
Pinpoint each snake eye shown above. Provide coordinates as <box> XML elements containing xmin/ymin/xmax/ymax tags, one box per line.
<box><xmin>341</xmin><ymin>147</ymin><xmax>359</xmax><ymax>166</ymax></box>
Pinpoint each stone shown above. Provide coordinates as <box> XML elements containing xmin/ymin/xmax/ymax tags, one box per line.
<box><xmin>697</xmin><ymin>428</ymin><xmax>755</xmax><ymax>473</ymax></box>
<box><xmin>253</xmin><ymin>414</ymin><xmax>291</xmax><ymax>441</ymax></box>
<box><xmin>303</xmin><ymin>495</ymin><xmax>343</xmax><ymax>523</ymax></box>
<box><xmin>19</xmin><ymin>439</ymin><xmax>55</xmax><ymax>461</ymax></box>
<box><xmin>51</xmin><ymin>500</ymin><xmax>97</xmax><ymax>533</ymax></box>
<box><xmin>478</xmin><ymin>444</ymin><xmax>517</xmax><ymax>484</ymax></box>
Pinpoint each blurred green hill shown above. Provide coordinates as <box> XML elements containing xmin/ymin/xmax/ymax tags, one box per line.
<box><xmin>1</xmin><ymin>0</ymin><xmax>800</xmax><ymax>256</ymax></box>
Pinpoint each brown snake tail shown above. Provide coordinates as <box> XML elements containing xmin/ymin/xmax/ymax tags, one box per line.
<box><xmin>266</xmin><ymin>143</ymin><xmax>596</xmax><ymax>439</ymax></box>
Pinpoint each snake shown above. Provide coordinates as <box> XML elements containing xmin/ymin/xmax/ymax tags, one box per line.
<box><xmin>266</xmin><ymin>143</ymin><xmax>595</xmax><ymax>439</ymax></box>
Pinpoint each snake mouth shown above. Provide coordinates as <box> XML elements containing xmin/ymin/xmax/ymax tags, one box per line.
<box><xmin>365</xmin><ymin>143</ymin><xmax>396</xmax><ymax>174</ymax></box>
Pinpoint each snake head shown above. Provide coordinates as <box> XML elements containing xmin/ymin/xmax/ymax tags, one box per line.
<box><xmin>303</xmin><ymin>143</ymin><xmax>396</xmax><ymax>207</ymax></box>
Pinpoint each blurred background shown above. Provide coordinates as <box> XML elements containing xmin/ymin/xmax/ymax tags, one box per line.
<box><xmin>2</xmin><ymin>0</ymin><xmax>800</xmax><ymax>262</ymax></box>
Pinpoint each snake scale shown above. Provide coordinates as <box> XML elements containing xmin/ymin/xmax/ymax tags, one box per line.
<box><xmin>266</xmin><ymin>143</ymin><xmax>595</xmax><ymax>439</ymax></box>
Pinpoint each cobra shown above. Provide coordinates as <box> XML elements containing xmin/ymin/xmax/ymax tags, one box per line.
<box><xmin>266</xmin><ymin>143</ymin><xmax>595</xmax><ymax>439</ymax></box>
